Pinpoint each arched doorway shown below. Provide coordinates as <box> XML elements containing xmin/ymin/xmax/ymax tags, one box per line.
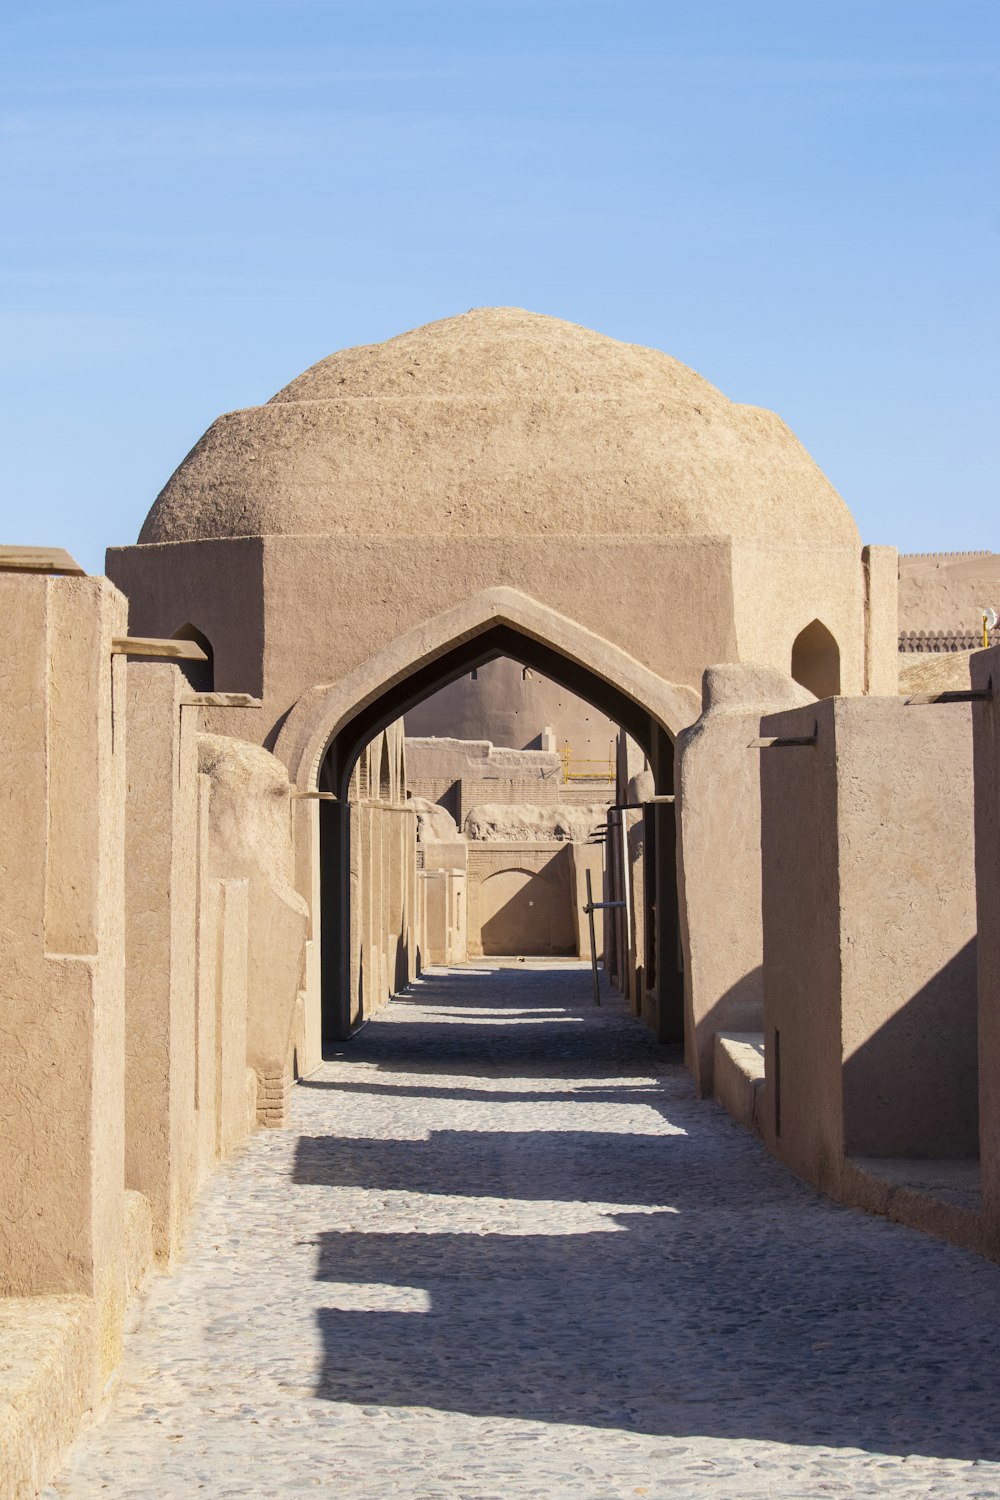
<box><xmin>478</xmin><ymin>867</ymin><xmax>569</xmax><ymax>956</ymax></box>
<box><xmin>274</xmin><ymin>588</ymin><xmax>697</xmax><ymax>1050</ymax></box>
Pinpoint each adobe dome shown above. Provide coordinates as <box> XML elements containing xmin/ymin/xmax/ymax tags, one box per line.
<box><xmin>139</xmin><ymin>308</ymin><xmax>858</xmax><ymax>545</ymax></box>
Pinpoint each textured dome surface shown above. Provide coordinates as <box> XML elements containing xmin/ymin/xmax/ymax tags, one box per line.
<box><xmin>140</xmin><ymin>308</ymin><xmax>858</xmax><ymax>545</ymax></box>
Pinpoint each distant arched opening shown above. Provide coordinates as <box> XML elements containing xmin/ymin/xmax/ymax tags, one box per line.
<box><xmin>378</xmin><ymin>737</ymin><xmax>392</xmax><ymax>801</ymax></box>
<box><xmin>791</xmin><ymin>619</ymin><xmax>840</xmax><ymax>699</ymax></box>
<box><xmin>171</xmin><ymin>622</ymin><xmax>214</xmax><ymax>693</ymax></box>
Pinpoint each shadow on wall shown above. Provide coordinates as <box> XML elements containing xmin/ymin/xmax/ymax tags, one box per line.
<box><xmin>842</xmin><ymin>939</ymin><xmax>978</xmax><ymax>1160</ymax></box>
<box><xmin>479</xmin><ymin>867</ymin><xmax>574</xmax><ymax>956</ymax></box>
<box><xmin>171</xmin><ymin>621</ymin><xmax>214</xmax><ymax>694</ymax></box>
<box><xmin>690</xmin><ymin>965</ymin><xmax>764</xmax><ymax>1094</ymax></box>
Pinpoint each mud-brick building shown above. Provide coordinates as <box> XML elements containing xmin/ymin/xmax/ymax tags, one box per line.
<box><xmin>17</xmin><ymin>307</ymin><xmax>992</xmax><ymax>1498</ymax></box>
<box><xmin>106</xmin><ymin>306</ymin><xmax>897</xmax><ymax>1047</ymax></box>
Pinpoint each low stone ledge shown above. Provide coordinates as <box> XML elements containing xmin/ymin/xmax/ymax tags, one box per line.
<box><xmin>713</xmin><ymin>1031</ymin><xmax>765</xmax><ymax>1137</ymax></box>
<box><xmin>0</xmin><ymin>1294</ymin><xmax>98</xmax><ymax>1500</ymax></box>
<box><xmin>842</xmin><ymin>1157</ymin><xmax>987</xmax><ymax>1258</ymax></box>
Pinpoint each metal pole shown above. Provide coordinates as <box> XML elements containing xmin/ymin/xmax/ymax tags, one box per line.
<box><xmin>585</xmin><ymin>867</ymin><xmax>601</xmax><ymax>1006</ymax></box>
<box><xmin>617</xmin><ymin>806</ymin><xmax>632</xmax><ymax>977</ymax></box>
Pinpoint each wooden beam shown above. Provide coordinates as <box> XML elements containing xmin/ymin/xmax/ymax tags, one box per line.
<box><xmin>749</xmin><ymin>734</ymin><xmax>818</xmax><ymax>749</ymax></box>
<box><xmin>112</xmin><ymin>636</ymin><xmax>208</xmax><ymax>661</ymax></box>
<box><xmin>904</xmin><ymin>690</ymin><xmax>993</xmax><ymax>706</ymax></box>
<box><xmin>179</xmin><ymin>693</ymin><xmax>262</xmax><ymax>708</ymax></box>
<box><xmin>0</xmin><ymin>545</ymin><xmax>85</xmax><ymax>576</ymax></box>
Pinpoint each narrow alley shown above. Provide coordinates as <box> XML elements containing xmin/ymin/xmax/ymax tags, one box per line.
<box><xmin>49</xmin><ymin>966</ymin><xmax>1000</xmax><ymax>1499</ymax></box>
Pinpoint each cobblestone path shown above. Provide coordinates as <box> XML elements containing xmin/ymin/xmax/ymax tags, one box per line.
<box><xmin>50</xmin><ymin>964</ymin><xmax>1000</xmax><ymax>1499</ymax></box>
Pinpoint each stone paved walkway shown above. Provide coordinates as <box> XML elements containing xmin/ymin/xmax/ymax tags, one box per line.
<box><xmin>49</xmin><ymin>964</ymin><xmax>1000</xmax><ymax>1498</ymax></box>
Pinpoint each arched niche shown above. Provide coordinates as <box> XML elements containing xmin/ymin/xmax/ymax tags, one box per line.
<box><xmin>170</xmin><ymin>621</ymin><xmax>214</xmax><ymax>693</ymax></box>
<box><xmin>791</xmin><ymin>619</ymin><xmax>840</xmax><ymax>700</ymax></box>
<box><xmin>479</xmin><ymin>867</ymin><xmax>569</xmax><ymax>957</ymax></box>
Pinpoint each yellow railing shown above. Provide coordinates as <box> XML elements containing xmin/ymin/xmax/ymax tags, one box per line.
<box><xmin>561</xmin><ymin>742</ymin><xmax>615</xmax><ymax>784</ymax></box>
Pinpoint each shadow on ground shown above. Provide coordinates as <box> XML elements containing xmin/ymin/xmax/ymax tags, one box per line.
<box><xmin>304</xmin><ymin>966</ymin><xmax>1000</xmax><ymax>1462</ymax></box>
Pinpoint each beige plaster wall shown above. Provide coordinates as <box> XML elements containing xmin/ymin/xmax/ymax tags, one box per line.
<box><xmin>603</xmin><ymin>736</ymin><xmax>650</xmax><ymax>1014</ymax></box>
<box><xmin>106</xmin><ymin>536</ymin><xmax>266</xmax><ymax>700</ymax></box>
<box><xmin>345</xmin><ymin>724</ymin><xmax>418</xmax><ymax>1026</ymax></box>
<box><xmin>0</xmin><ymin>573</ymin><xmax>129</xmax><ymax>1498</ymax></box>
<box><xmin>216</xmin><ymin>877</ymin><xmax>252</xmax><ymax>1156</ymax></box>
<box><xmin>407</xmin><ymin>735</ymin><xmax>563</xmax><ymax>782</ymax></box>
<box><xmin>125</xmin><ymin>667</ymin><xmax>310</xmax><ymax>1248</ymax></box>
<box><xmin>464</xmin><ymin>802</ymin><xmax>607</xmax><ymax>843</ymax></box>
<box><xmin>0</xmin><ymin>575</ymin><xmax>127</xmax><ymax>1350</ymax></box>
<box><xmin>108</xmin><ymin>533</ymin><xmax>741</xmax><ymax>744</ymax></box>
<box><xmin>417</xmin><ymin>866</ymin><xmax>468</xmax><ymax>967</ymax></box>
<box><xmin>729</xmin><ymin>539</ymin><xmax>875</xmax><ymax>697</ymax></box>
<box><xmin>864</xmin><ymin>545</ymin><xmax>900</xmax><ymax>694</ymax></box>
<box><xmin>568</xmin><ymin>841</ymin><xmax>604</xmax><ymax>963</ymax></box>
<box><xmin>0</xmin><ymin>571</ymin><xmax>320</xmax><ymax>1497</ymax></box>
<box><xmin>899</xmin><ymin>551</ymin><xmax>1000</xmax><ymax>636</ymax></box>
<box><xmin>123</xmin><ymin>663</ymin><xmax>200</xmax><ymax>1261</ymax></box>
<box><xmin>760</xmin><ymin>700</ymin><xmax>850</xmax><ymax>1192</ymax></box>
<box><xmin>0</xmin><ymin>1294</ymin><xmax>103</xmax><ymax>1500</ymax></box>
<box><xmin>467</xmin><ymin>843</ymin><xmax>576</xmax><ymax>957</ymax></box>
<box><xmin>676</xmin><ymin>664</ymin><xmax>814</xmax><ymax>1098</ymax></box>
<box><xmin>405</xmin><ymin>658</ymin><xmax>619</xmax><ymax>758</ymax></box>
<box><xmin>761</xmin><ymin>696</ymin><xmax>978</xmax><ymax>1196</ymax></box>
<box><xmin>835</xmin><ymin>698</ymin><xmax>977</xmax><ymax>1159</ymax></box>
<box><xmin>199</xmin><ymin>735</ymin><xmax>309</xmax><ymax>1124</ymax></box>
<box><xmin>406</xmin><ymin>736</ymin><xmax>579</xmax><ymax>827</ymax></box>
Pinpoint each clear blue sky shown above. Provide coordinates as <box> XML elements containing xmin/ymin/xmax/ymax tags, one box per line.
<box><xmin>1</xmin><ymin>0</ymin><xmax>997</xmax><ymax>574</ymax></box>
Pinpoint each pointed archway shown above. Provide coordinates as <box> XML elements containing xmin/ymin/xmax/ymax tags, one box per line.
<box><xmin>791</xmin><ymin>619</ymin><xmax>841</xmax><ymax>699</ymax></box>
<box><xmin>274</xmin><ymin>588</ymin><xmax>699</xmax><ymax>1046</ymax></box>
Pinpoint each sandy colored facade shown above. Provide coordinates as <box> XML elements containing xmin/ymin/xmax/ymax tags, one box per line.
<box><xmin>0</xmin><ymin>565</ymin><xmax>312</xmax><ymax>1495</ymax></box>
<box><xmin>676</xmin><ymin>664</ymin><xmax>815</xmax><ymax>1097</ymax></box>
<box><xmin>407</xmin><ymin>731</ymin><xmax>609</xmax><ymax>964</ymax></box>
<box><xmin>7</xmin><ymin>307</ymin><xmax>1000</xmax><ymax>1495</ymax></box>
<box><xmin>103</xmin><ymin>308</ymin><xmax>896</xmax><ymax>1047</ymax></box>
<box><xmin>342</xmin><ymin>723</ymin><xmax>418</xmax><ymax>1032</ymax></box>
<box><xmin>759</xmin><ymin>697</ymin><xmax>978</xmax><ymax>1185</ymax></box>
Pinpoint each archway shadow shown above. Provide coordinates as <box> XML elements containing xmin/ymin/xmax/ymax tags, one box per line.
<box><xmin>298</xmin><ymin>968</ymin><xmax>1000</xmax><ymax>1462</ymax></box>
<box><xmin>309</xmin><ymin>1207</ymin><xmax>1000</xmax><ymax>1457</ymax></box>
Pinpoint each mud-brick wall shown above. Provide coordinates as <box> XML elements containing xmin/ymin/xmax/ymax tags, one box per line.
<box><xmin>466</xmin><ymin>842</ymin><xmax>577</xmax><ymax>957</ymax></box>
<box><xmin>760</xmin><ymin>695</ymin><xmax>977</xmax><ymax>1197</ymax></box>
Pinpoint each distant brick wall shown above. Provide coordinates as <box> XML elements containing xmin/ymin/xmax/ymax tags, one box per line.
<box><xmin>409</xmin><ymin>772</ymin><xmax>611</xmax><ymax>825</ymax></box>
<box><xmin>899</xmin><ymin>551</ymin><xmax>993</xmax><ymax>560</ymax></box>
